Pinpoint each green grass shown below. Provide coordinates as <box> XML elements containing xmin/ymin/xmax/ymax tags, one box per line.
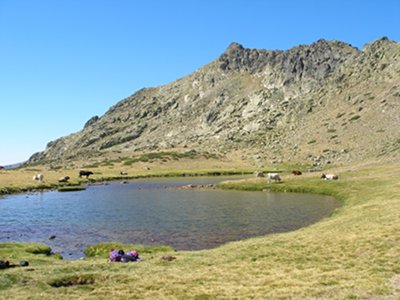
<box><xmin>57</xmin><ymin>185</ymin><xmax>86</xmax><ymax>192</ymax></box>
<box><xmin>0</xmin><ymin>182</ymin><xmax>87</xmax><ymax>195</ymax></box>
<box><xmin>94</xmin><ymin>168</ymin><xmax>255</xmax><ymax>182</ymax></box>
<box><xmin>0</xmin><ymin>183</ymin><xmax>55</xmax><ymax>195</ymax></box>
<box><xmin>217</xmin><ymin>175</ymin><xmax>347</xmax><ymax>200</ymax></box>
<box><xmin>84</xmin><ymin>242</ymin><xmax>175</xmax><ymax>258</ymax></box>
<box><xmin>0</xmin><ymin>242</ymin><xmax>52</xmax><ymax>257</ymax></box>
<box><xmin>1</xmin><ymin>162</ymin><xmax>399</xmax><ymax>299</ymax></box>
<box><xmin>121</xmin><ymin>151</ymin><xmax>199</xmax><ymax>165</ymax></box>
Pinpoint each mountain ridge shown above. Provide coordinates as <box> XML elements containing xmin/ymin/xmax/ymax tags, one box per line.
<box><xmin>28</xmin><ymin>37</ymin><xmax>400</xmax><ymax>167</ymax></box>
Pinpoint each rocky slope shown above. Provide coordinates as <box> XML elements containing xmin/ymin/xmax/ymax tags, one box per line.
<box><xmin>29</xmin><ymin>37</ymin><xmax>400</xmax><ymax>166</ymax></box>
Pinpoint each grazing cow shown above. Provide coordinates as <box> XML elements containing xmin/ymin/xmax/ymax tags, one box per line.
<box><xmin>33</xmin><ymin>173</ymin><xmax>44</xmax><ymax>182</ymax></box>
<box><xmin>321</xmin><ymin>173</ymin><xmax>338</xmax><ymax>180</ymax></box>
<box><xmin>266</xmin><ymin>173</ymin><xmax>281</xmax><ymax>183</ymax></box>
<box><xmin>292</xmin><ymin>170</ymin><xmax>302</xmax><ymax>176</ymax></box>
<box><xmin>254</xmin><ymin>171</ymin><xmax>264</xmax><ymax>178</ymax></box>
<box><xmin>58</xmin><ymin>176</ymin><xmax>70</xmax><ymax>183</ymax></box>
<box><xmin>120</xmin><ymin>171</ymin><xmax>128</xmax><ymax>176</ymax></box>
<box><xmin>79</xmin><ymin>170</ymin><xmax>94</xmax><ymax>178</ymax></box>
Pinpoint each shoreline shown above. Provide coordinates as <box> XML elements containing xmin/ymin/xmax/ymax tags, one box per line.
<box><xmin>0</xmin><ymin>169</ymin><xmax>258</xmax><ymax>196</ymax></box>
<box><xmin>1</xmin><ymin>161</ymin><xmax>399</xmax><ymax>298</ymax></box>
<box><xmin>2</xmin><ymin>174</ymin><xmax>338</xmax><ymax>261</ymax></box>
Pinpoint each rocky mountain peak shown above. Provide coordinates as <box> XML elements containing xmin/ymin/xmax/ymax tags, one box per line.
<box><xmin>218</xmin><ymin>39</ymin><xmax>358</xmax><ymax>85</ymax></box>
<box><xmin>225</xmin><ymin>42</ymin><xmax>245</xmax><ymax>52</ymax></box>
<box><xmin>362</xmin><ymin>36</ymin><xmax>399</xmax><ymax>56</ymax></box>
<box><xmin>218</xmin><ymin>42</ymin><xmax>274</xmax><ymax>72</ymax></box>
<box><xmin>28</xmin><ymin>38</ymin><xmax>400</xmax><ymax>166</ymax></box>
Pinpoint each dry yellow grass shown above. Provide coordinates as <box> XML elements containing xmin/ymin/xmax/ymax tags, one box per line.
<box><xmin>1</xmin><ymin>159</ymin><xmax>399</xmax><ymax>299</ymax></box>
<box><xmin>0</xmin><ymin>156</ymin><xmax>242</xmax><ymax>194</ymax></box>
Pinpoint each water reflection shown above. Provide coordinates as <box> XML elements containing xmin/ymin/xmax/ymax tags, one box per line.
<box><xmin>0</xmin><ymin>177</ymin><xmax>339</xmax><ymax>259</ymax></box>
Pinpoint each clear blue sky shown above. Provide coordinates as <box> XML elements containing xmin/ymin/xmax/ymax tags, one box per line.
<box><xmin>0</xmin><ymin>0</ymin><xmax>399</xmax><ymax>165</ymax></box>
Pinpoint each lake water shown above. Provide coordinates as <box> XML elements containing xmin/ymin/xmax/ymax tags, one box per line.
<box><xmin>0</xmin><ymin>177</ymin><xmax>339</xmax><ymax>259</ymax></box>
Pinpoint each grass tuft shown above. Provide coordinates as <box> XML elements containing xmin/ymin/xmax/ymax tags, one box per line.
<box><xmin>47</xmin><ymin>274</ymin><xmax>97</xmax><ymax>288</ymax></box>
<box><xmin>84</xmin><ymin>242</ymin><xmax>175</xmax><ymax>258</ymax></box>
<box><xmin>57</xmin><ymin>185</ymin><xmax>86</xmax><ymax>192</ymax></box>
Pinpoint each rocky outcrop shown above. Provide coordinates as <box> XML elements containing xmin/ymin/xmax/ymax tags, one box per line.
<box><xmin>28</xmin><ymin>37</ymin><xmax>400</xmax><ymax>165</ymax></box>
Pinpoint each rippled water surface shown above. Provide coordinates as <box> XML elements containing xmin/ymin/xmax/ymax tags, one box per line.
<box><xmin>0</xmin><ymin>177</ymin><xmax>339</xmax><ymax>259</ymax></box>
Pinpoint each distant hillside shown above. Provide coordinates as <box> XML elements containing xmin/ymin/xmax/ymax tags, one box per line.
<box><xmin>3</xmin><ymin>162</ymin><xmax>26</xmax><ymax>170</ymax></box>
<box><xmin>28</xmin><ymin>37</ymin><xmax>400</xmax><ymax>166</ymax></box>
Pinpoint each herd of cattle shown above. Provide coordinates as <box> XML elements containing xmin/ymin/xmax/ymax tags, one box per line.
<box><xmin>253</xmin><ymin>170</ymin><xmax>339</xmax><ymax>182</ymax></box>
<box><xmin>31</xmin><ymin>169</ymin><xmax>338</xmax><ymax>183</ymax></box>
<box><xmin>32</xmin><ymin>170</ymin><xmax>96</xmax><ymax>183</ymax></box>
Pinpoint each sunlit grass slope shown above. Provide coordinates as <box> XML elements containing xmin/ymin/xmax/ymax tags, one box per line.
<box><xmin>0</xmin><ymin>161</ymin><xmax>399</xmax><ymax>299</ymax></box>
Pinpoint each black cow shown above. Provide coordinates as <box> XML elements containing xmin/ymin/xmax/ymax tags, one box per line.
<box><xmin>79</xmin><ymin>170</ymin><xmax>94</xmax><ymax>178</ymax></box>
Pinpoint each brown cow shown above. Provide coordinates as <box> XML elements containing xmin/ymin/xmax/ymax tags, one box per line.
<box><xmin>58</xmin><ymin>176</ymin><xmax>70</xmax><ymax>183</ymax></box>
<box><xmin>292</xmin><ymin>170</ymin><xmax>302</xmax><ymax>176</ymax></box>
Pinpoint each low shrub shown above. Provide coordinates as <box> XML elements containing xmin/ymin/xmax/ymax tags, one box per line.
<box><xmin>349</xmin><ymin>115</ymin><xmax>361</xmax><ymax>121</ymax></box>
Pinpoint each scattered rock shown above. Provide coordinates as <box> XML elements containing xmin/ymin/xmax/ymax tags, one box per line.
<box><xmin>161</xmin><ymin>256</ymin><xmax>176</xmax><ymax>261</ymax></box>
<box><xmin>19</xmin><ymin>260</ymin><xmax>29</xmax><ymax>267</ymax></box>
<box><xmin>26</xmin><ymin>38</ymin><xmax>400</xmax><ymax>165</ymax></box>
<box><xmin>179</xmin><ymin>184</ymin><xmax>215</xmax><ymax>190</ymax></box>
<box><xmin>24</xmin><ymin>268</ymin><xmax>35</xmax><ymax>272</ymax></box>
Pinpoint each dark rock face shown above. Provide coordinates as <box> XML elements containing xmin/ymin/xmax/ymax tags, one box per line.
<box><xmin>219</xmin><ymin>39</ymin><xmax>357</xmax><ymax>83</ymax></box>
<box><xmin>28</xmin><ymin>37</ymin><xmax>400</xmax><ymax>165</ymax></box>
<box><xmin>219</xmin><ymin>42</ymin><xmax>276</xmax><ymax>72</ymax></box>
<box><xmin>84</xmin><ymin>116</ymin><xmax>99</xmax><ymax>128</ymax></box>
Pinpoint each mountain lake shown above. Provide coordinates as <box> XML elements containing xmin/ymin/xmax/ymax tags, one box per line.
<box><xmin>0</xmin><ymin>176</ymin><xmax>340</xmax><ymax>259</ymax></box>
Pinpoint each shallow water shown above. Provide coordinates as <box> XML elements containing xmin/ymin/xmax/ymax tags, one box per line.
<box><xmin>0</xmin><ymin>177</ymin><xmax>339</xmax><ymax>259</ymax></box>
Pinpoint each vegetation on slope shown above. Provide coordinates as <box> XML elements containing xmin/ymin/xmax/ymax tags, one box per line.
<box><xmin>28</xmin><ymin>38</ymin><xmax>400</xmax><ymax>166</ymax></box>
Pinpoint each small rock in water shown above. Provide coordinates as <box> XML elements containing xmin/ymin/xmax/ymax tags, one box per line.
<box><xmin>48</xmin><ymin>235</ymin><xmax>56</xmax><ymax>240</ymax></box>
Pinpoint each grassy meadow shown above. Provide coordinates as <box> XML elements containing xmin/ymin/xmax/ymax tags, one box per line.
<box><xmin>0</xmin><ymin>158</ymin><xmax>399</xmax><ymax>299</ymax></box>
<box><xmin>0</xmin><ymin>153</ymin><xmax>257</xmax><ymax>195</ymax></box>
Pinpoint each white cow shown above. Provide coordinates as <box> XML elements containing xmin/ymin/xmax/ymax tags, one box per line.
<box><xmin>267</xmin><ymin>173</ymin><xmax>281</xmax><ymax>183</ymax></box>
<box><xmin>321</xmin><ymin>173</ymin><xmax>338</xmax><ymax>180</ymax></box>
<box><xmin>33</xmin><ymin>173</ymin><xmax>44</xmax><ymax>182</ymax></box>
